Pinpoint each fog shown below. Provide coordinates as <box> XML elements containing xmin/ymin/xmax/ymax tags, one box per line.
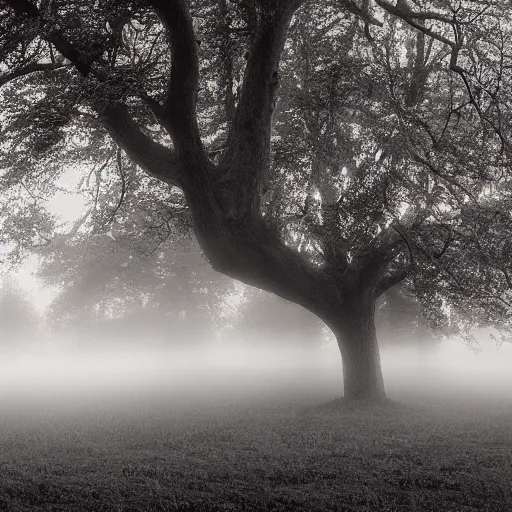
<box><xmin>4</xmin><ymin>219</ymin><xmax>510</xmax><ymax>418</ymax></box>
<box><xmin>1</xmin><ymin>336</ymin><xmax>512</xmax><ymax>416</ymax></box>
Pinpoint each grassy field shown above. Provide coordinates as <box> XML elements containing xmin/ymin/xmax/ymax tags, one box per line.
<box><xmin>0</xmin><ymin>393</ymin><xmax>511</xmax><ymax>512</ymax></box>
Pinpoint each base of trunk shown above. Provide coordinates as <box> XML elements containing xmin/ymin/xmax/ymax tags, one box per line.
<box><xmin>306</xmin><ymin>396</ymin><xmax>406</xmax><ymax>415</ymax></box>
<box><xmin>341</xmin><ymin>347</ymin><xmax>387</xmax><ymax>401</ymax></box>
<box><xmin>334</xmin><ymin>295</ymin><xmax>387</xmax><ymax>401</ymax></box>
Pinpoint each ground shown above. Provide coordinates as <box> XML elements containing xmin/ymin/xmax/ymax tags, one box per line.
<box><xmin>0</xmin><ymin>393</ymin><xmax>511</xmax><ymax>512</ymax></box>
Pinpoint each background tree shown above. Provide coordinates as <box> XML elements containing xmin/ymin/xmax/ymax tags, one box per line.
<box><xmin>1</xmin><ymin>0</ymin><xmax>511</xmax><ymax>400</ymax></box>
<box><xmin>0</xmin><ymin>276</ymin><xmax>39</xmax><ymax>350</ymax></box>
<box><xmin>231</xmin><ymin>286</ymin><xmax>327</xmax><ymax>348</ymax></box>
<box><xmin>37</xmin><ymin>206</ymin><xmax>234</xmax><ymax>349</ymax></box>
<box><xmin>376</xmin><ymin>285</ymin><xmax>437</xmax><ymax>352</ymax></box>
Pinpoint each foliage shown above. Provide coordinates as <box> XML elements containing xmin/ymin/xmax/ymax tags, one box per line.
<box><xmin>37</xmin><ymin>228</ymin><xmax>234</xmax><ymax>346</ymax></box>
<box><xmin>0</xmin><ymin>275</ymin><xmax>39</xmax><ymax>349</ymax></box>
<box><xmin>1</xmin><ymin>0</ymin><xmax>511</xmax><ymax>353</ymax></box>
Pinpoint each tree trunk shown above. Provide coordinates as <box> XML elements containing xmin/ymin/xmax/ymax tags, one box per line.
<box><xmin>333</xmin><ymin>293</ymin><xmax>386</xmax><ymax>401</ymax></box>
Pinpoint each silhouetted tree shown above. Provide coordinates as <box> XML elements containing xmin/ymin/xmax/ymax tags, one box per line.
<box><xmin>1</xmin><ymin>0</ymin><xmax>511</xmax><ymax>399</ymax></box>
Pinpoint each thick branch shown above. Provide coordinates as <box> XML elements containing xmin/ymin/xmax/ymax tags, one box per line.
<box><xmin>193</xmin><ymin>212</ymin><xmax>343</xmax><ymax>323</ymax></box>
<box><xmin>5</xmin><ymin>0</ymin><xmax>95</xmax><ymax>76</ymax></box>
<box><xmin>220</xmin><ymin>2</ymin><xmax>303</xmax><ymax>216</ymax></box>
<box><xmin>147</xmin><ymin>0</ymin><xmax>203</xmax><ymax>156</ymax></box>
<box><xmin>101</xmin><ymin>104</ymin><xmax>179</xmax><ymax>187</ymax></box>
<box><xmin>375</xmin><ymin>266</ymin><xmax>409</xmax><ymax>297</ymax></box>
<box><xmin>337</xmin><ymin>0</ymin><xmax>383</xmax><ymax>27</ymax></box>
<box><xmin>348</xmin><ymin>228</ymin><xmax>406</xmax><ymax>294</ymax></box>
<box><xmin>374</xmin><ymin>0</ymin><xmax>456</xmax><ymax>48</ymax></box>
<box><xmin>0</xmin><ymin>62</ymin><xmax>69</xmax><ymax>88</ymax></box>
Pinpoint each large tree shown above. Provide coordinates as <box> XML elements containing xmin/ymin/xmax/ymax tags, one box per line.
<box><xmin>1</xmin><ymin>0</ymin><xmax>511</xmax><ymax>400</ymax></box>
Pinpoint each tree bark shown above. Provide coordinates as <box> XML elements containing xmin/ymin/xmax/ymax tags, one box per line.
<box><xmin>331</xmin><ymin>292</ymin><xmax>386</xmax><ymax>401</ymax></box>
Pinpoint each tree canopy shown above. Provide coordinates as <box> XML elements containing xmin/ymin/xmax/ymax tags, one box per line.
<box><xmin>1</xmin><ymin>0</ymin><xmax>511</xmax><ymax>399</ymax></box>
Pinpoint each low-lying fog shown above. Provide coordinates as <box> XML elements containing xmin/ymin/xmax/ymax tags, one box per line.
<box><xmin>1</xmin><ymin>336</ymin><xmax>512</xmax><ymax>414</ymax></box>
